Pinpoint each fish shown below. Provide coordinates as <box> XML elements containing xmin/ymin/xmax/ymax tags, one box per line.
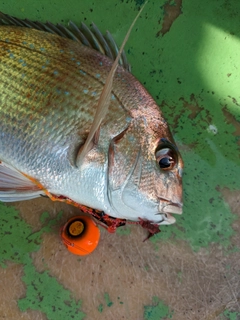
<box><xmin>0</xmin><ymin>9</ymin><xmax>183</xmax><ymax>237</ymax></box>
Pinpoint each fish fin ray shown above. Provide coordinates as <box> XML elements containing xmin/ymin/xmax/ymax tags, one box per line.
<box><xmin>0</xmin><ymin>161</ymin><xmax>44</xmax><ymax>202</ymax></box>
<box><xmin>93</xmin><ymin>126</ymin><xmax>101</xmax><ymax>145</ymax></box>
<box><xmin>0</xmin><ymin>12</ymin><xmax>131</xmax><ymax>71</ymax></box>
<box><xmin>76</xmin><ymin>3</ymin><xmax>146</xmax><ymax>167</ymax></box>
<box><xmin>0</xmin><ymin>190</ymin><xmax>43</xmax><ymax>202</ymax></box>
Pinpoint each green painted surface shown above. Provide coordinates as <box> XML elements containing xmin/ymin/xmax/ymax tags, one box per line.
<box><xmin>40</xmin><ymin>211</ymin><xmax>51</xmax><ymax>223</ymax></box>
<box><xmin>0</xmin><ymin>0</ymin><xmax>239</xmax><ymax>318</ymax></box>
<box><xmin>0</xmin><ymin>202</ymin><xmax>85</xmax><ymax>319</ymax></box>
<box><xmin>0</xmin><ymin>202</ymin><xmax>41</xmax><ymax>268</ymax></box>
<box><xmin>18</xmin><ymin>264</ymin><xmax>85</xmax><ymax>319</ymax></box>
<box><xmin>116</xmin><ymin>225</ymin><xmax>131</xmax><ymax>236</ymax></box>
<box><xmin>146</xmin><ymin>0</ymin><xmax>240</xmax><ymax>250</ymax></box>
<box><xmin>97</xmin><ymin>293</ymin><xmax>114</xmax><ymax>312</ymax></box>
<box><xmin>104</xmin><ymin>293</ymin><xmax>113</xmax><ymax>307</ymax></box>
<box><xmin>0</xmin><ymin>203</ymin><xmax>62</xmax><ymax>267</ymax></box>
<box><xmin>143</xmin><ymin>297</ymin><xmax>173</xmax><ymax>320</ymax></box>
<box><xmin>0</xmin><ymin>0</ymin><xmax>239</xmax><ymax>252</ymax></box>
<box><xmin>220</xmin><ymin>310</ymin><xmax>240</xmax><ymax>320</ymax></box>
<box><xmin>97</xmin><ymin>303</ymin><xmax>104</xmax><ymax>313</ymax></box>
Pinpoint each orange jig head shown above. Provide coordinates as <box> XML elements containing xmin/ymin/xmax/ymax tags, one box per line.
<box><xmin>61</xmin><ymin>215</ymin><xmax>100</xmax><ymax>255</ymax></box>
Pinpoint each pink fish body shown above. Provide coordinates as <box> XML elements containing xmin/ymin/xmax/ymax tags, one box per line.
<box><xmin>0</xmin><ymin>13</ymin><xmax>183</xmax><ymax>232</ymax></box>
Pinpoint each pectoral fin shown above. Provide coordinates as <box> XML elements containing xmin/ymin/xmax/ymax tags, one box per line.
<box><xmin>0</xmin><ymin>161</ymin><xmax>44</xmax><ymax>201</ymax></box>
<box><xmin>75</xmin><ymin>3</ymin><xmax>146</xmax><ymax>167</ymax></box>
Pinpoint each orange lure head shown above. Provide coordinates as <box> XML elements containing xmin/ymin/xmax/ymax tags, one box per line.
<box><xmin>61</xmin><ymin>215</ymin><xmax>100</xmax><ymax>255</ymax></box>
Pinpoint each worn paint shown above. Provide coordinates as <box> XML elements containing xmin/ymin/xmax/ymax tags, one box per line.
<box><xmin>104</xmin><ymin>293</ymin><xmax>113</xmax><ymax>307</ymax></box>
<box><xmin>18</xmin><ymin>264</ymin><xmax>85</xmax><ymax>320</ymax></box>
<box><xmin>117</xmin><ymin>296</ymin><xmax>124</xmax><ymax>305</ymax></box>
<box><xmin>0</xmin><ymin>202</ymin><xmax>85</xmax><ymax>318</ymax></box>
<box><xmin>0</xmin><ymin>0</ymin><xmax>239</xmax><ymax>319</ymax></box>
<box><xmin>150</xmin><ymin>145</ymin><xmax>238</xmax><ymax>251</ymax></box>
<box><xmin>220</xmin><ymin>310</ymin><xmax>240</xmax><ymax>320</ymax></box>
<box><xmin>147</xmin><ymin>0</ymin><xmax>240</xmax><ymax>250</ymax></box>
<box><xmin>116</xmin><ymin>225</ymin><xmax>132</xmax><ymax>236</ymax></box>
<box><xmin>0</xmin><ymin>202</ymin><xmax>42</xmax><ymax>267</ymax></box>
<box><xmin>40</xmin><ymin>211</ymin><xmax>51</xmax><ymax>223</ymax></box>
<box><xmin>143</xmin><ymin>296</ymin><xmax>173</xmax><ymax>320</ymax></box>
<box><xmin>97</xmin><ymin>303</ymin><xmax>104</xmax><ymax>313</ymax></box>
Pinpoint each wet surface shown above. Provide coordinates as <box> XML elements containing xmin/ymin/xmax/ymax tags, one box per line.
<box><xmin>0</xmin><ymin>0</ymin><xmax>240</xmax><ymax>319</ymax></box>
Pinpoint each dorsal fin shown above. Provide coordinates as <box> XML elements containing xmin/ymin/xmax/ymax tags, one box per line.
<box><xmin>0</xmin><ymin>12</ymin><xmax>131</xmax><ymax>71</ymax></box>
<box><xmin>76</xmin><ymin>3</ymin><xmax>147</xmax><ymax>167</ymax></box>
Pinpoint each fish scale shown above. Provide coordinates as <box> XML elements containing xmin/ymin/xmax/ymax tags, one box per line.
<box><xmin>0</xmin><ymin>27</ymin><xmax>129</xmax><ymax>197</ymax></box>
<box><xmin>0</xmin><ymin>20</ymin><xmax>183</xmax><ymax>226</ymax></box>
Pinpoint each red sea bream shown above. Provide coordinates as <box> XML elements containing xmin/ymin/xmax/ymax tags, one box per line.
<box><xmin>0</xmin><ymin>12</ymin><xmax>183</xmax><ymax>235</ymax></box>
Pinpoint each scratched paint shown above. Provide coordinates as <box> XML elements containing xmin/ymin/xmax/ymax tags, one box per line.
<box><xmin>97</xmin><ymin>303</ymin><xmax>104</xmax><ymax>313</ymax></box>
<box><xmin>0</xmin><ymin>202</ymin><xmax>42</xmax><ymax>268</ymax></box>
<box><xmin>18</xmin><ymin>263</ymin><xmax>85</xmax><ymax>319</ymax></box>
<box><xmin>143</xmin><ymin>297</ymin><xmax>173</xmax><ymax>320</ymax></box>
<box><xmin>0</xmin><ymin>0</ymin><xmax>239</xmax><ymax>319</ymax></box>
<box><xmin>146</xmin><ymin>0</ymin><xmax>240</xmax><ymax>250</ymax></box>
<box><xmin>104</xmin><ymin>293</ymin><xmax>114</xmax><ymax>307</ymax></box>
<box><xmin>220</xmin><ymin>310</ymin><xmax>240</xmax><ymax>320</ymax></box>
<box><xmin>116</xmin><ymin>225</ymin><xmax>131</xmax><ymax>236</ymax></box>
<box><xmin>0</xmin><ymin>202</ymin><xmax>85</xmax><ymax>319</ymax></box>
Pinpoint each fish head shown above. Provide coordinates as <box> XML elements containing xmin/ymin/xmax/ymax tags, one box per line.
<box><xmin>107</xmin><ymin>110</ymin><xmax>183</xmax><ymax>225</ymax></box>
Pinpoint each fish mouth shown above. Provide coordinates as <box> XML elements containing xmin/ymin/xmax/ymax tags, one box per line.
<box><xmin>156</xmin><ymin>203</ymin><xmax>183</xmax><ymax>225</ymax></box>
<box><xmin>162</xmin><ymin>204</ymin><xmax>183</xmax><ymax>215</ymax></box>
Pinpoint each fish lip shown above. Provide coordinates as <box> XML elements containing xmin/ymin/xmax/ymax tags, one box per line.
<box><xmin>162</xmin><ymin>203</ymin><xmax>183</xmax><ymax>215</ymax></box>
<box><xmin>158</xmin><ymin>199</ymin><xmax>183</xmax><ymax>215</ymax></box>
<box><xmin>155</xmin><ymin>212</ymin><xmax>176</xmax><ymax>225</ymax></box>
<box><xmin>156</xmin><ymin>203</ymin><xmax>183</xmax><ymax>224</ymax></box>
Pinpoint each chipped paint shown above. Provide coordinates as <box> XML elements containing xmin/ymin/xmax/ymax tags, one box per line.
<box><xmin>116</xmin><ymin>225</ymin><xmax>131</xmax><ymax>235</ymax></box>
<box><xmin>0</xmin><ymin>0</ymin><xmax>240</xmax><ymax>318</ymax></box>
<box><xmin>18</xmin><ymin>264</ymin><xmax>85</xmax><ymax>319</ymax></box>
<box><xmin>220</xmin><ymin>310</ymin><xmax>240</xmax><ymax>320</ymax></box>
<box><xmin>0</xmin><ymin>203</ymin><xmax>85</xmax><ymax>318</ymax></box>
<box><xmin>143</xmin><ymin>297</ymin><xmax>173</xmax><ymax>320</ymax></box>
<box><xmin>104</xmin><ymin>293</ymin><xmax>113</xmax><ymax>307</ymax></box>
<box><xmin>97</xmin><ymin>303</ymin><xmax>103</xmax><ymax>313</ymax></box>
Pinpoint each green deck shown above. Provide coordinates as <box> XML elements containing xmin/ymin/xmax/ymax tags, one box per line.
<box><xmin>0</xmin><ymin>1</ymin><xmax>239</xmax><ymax>319</ymax></box>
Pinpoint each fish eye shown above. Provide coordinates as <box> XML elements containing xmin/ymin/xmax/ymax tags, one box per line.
<box><xmin>155</xmin><ymin>147</ymin><xmax>177</xmax><ymax>170</ymax></box>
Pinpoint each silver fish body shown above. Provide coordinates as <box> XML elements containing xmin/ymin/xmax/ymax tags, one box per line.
<box><xmin>0</xmin><ymin>23</ymin><xmax>183</xmax><ymax>226</ymax></box>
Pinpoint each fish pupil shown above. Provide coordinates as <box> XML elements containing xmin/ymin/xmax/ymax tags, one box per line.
<box><xmin>159</xmin><ymin>157</ymin><xmax>172</xmax><ymax>168</ymax></box>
